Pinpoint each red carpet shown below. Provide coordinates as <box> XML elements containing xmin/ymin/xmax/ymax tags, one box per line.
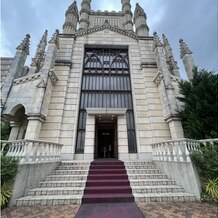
<box><xmin>75</xmin><ymin>203</ymin><xmax>144</xmax><ymax>218</ymax></box>
<box><xmin>82</xmin><ymin>159</ymin><xmax>134</xmax><ymax>204</ymax></box>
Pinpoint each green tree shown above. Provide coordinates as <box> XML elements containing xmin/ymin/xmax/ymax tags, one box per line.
<box><xmin>1</xmin><ymin>122</ymin><xmax>11</xmax><ymax>140</ymax></box>
<box><xmin>178</xmin><ymin>67</ymin><xmax>218</xmax><ymax>139</ymax></box>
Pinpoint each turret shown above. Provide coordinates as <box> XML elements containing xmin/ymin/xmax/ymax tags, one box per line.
<box><xmin>179</xmin><ymin>39</ymin><xmax>195</xmax><ymax>80</ymax></box>
<box><xmin>133</xmin><ymin>3</ymin><xmax>149</xmax><ymax>36</ymax></box>
<box><xmin>79</xmin><ymin>0</ymin><xmax>91</xmax><ymax>31</ymax></box>
<box><xmin>121</xmin><ymin>0</ymin><xmax>133</xmax><ymax>32</ymax></box>
<box><xmin>162</xmin><ymin>34</ymin><xmax>180</xmax><ymax>77</ymax></box>
<box><xmin>29</xmin><ymin>30</ymin><xmax>48</xmax><ymax>74</ymax></box>
<box><xmin>63</xmin><ymin>1</ymin><xmax>79</xmax><ymax>34</ymax></box>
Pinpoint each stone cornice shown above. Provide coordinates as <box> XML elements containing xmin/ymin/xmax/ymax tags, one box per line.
<box><xmin>76</xmin><ymin>24</ymin><xmax>138</xmax><ymax>40</ymax></box>
<box><xmin>55</xmin><ymin>59</ymin><xmax>72</xmax><ymax>68</ymax></box>
<box><xmin>141</xmin><ymin>62</ymin><xmax>157</xmax><ymax>69</ymax></box>
<box><xmin>89</xmin><ymin>10</ymin><xmax>123</xmax><ymax>16</ymax></box>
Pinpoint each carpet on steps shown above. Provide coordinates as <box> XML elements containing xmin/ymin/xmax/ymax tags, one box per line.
<box><xmin>82</xmin><ymin>159</ymin><xmax>135</xmax><ymax>204</ymax></box>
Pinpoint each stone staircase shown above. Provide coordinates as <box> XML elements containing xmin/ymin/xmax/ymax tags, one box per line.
<box><xmin>125</xmin><ymin>161</ymin><xmax>196</xmax><ymax>202</ymax></box>
<box><xmin>16</xmin><ymin>161</ymin><xmax>90</xmax><ymax>206</ymax></box>
<box><xmin>16</xmin><ymin>160</ymin><xmax>196</xmax><ymax>206</ymax></box>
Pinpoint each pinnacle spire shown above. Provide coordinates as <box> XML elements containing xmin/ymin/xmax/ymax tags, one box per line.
<box><xmin>179</xmin><ymin>39</ymin><xmax>192</xmax><ymax>59</ymax></box>
<box><xmin>63</xmin><ymin>1</ymin><xmax>79</xmax><ymax>34</ymax></box>
<box><xmin>133</xmin><ymin>3</ymin><xmax>149</xmax><ymax>36</ymax></box>
<box><xmin>162</xmin><ymin>34</ymin><xmax>180</xmax><ymax>77</ymax></box>
<box><xmin>31</xmin><ymin>30</ymin><xmax>48</xmax><ymax>69</ymax></box>
<box><xmin>16</xmin><ymin>34</ymin><xmax>31</xmax><ymax>55</ymax></box>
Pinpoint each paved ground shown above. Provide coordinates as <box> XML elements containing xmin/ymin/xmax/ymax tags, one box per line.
<box><xmin>1</xmin><ymin>202</ymin><xmax>217</xmax><ymax>218</ymax></box>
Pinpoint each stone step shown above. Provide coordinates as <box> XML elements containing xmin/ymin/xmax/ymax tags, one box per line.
<box><xmin>125</xmin><ymin>165</ymin><xmax>157</xmax><ymax>169</ymax></box>
<box><xmin>46</xmin><ymin>175</ymin><xmax>87</xmax><ymax>181</ymax></box>
<box><xmin>38</xmin><ymin>181</ymin><xmax>86</xmax><ymax>188</ymax></box>
<box><xmin>124</xmin><ymin>161</ymin><xmax>154</xmax><ymax>166</ymax></box>
<box><xmin>16</xmin><ymin>195</ymin><xmax>82</xmax><ymax>206</ymax></box>
<box><xmin>60</xmin><ymin>161</ymin><xmax>90</xmax><ymax>166</ymax></box>
<box><xmin>128</xmin><ymin>174</ymin><xmax>168</xmax><ymax>179</ymax></box>
<box><xmin>126</xmin><ymin>169</ymin><xmax>161</xmax><ymax>174</ymax></box>
<box><xmin>57</xmin><ymin>166</ymin><xmax>90</xmax><ymax>170</ymax></box>
<box><xmin>28</xmin><ymin>187</ymin><xmax>84</xmax><ymax>196</ymax></box>
<box><xmin>53</xmin><ymin>170</ymin><xmax>88</xmax><ymax>175</ymax></box>
<box><xmin>131</xmin><ymin>185</ymin><xmax>185</xmax><ymax>194</ymax></box>
<box><xmin>134</xmin><ymin>192</ymin><xmax>196</xmax><ymax>202</ymax></box>
<box><xmin>129</xmin><ymin>179</ymin><xmax>176</xmax><ymax>186</ymax></box>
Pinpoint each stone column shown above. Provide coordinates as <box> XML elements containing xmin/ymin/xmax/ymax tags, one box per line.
<box><xmin>25</xmin><ymin>116</ymin><xmax>43</xmax><ymax>140</ymax></box>
<box><xmin>8</xmin><ymin>121</ymin><xmax>20</xmax><ymax>140</ymax></box>
<box><xmin>84</xmin><ymin>115</ymin><xmax>95</xmax><ymax>160</ymax></box>
<box><xmin>117</xmin><ymin>114</ymin><xmax>129</xmax><ymax>161</ymax></box>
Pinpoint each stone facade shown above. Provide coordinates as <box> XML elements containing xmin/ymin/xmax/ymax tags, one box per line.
<box><xmin>1</xmin><ymin>1</ymin><xmax>196</xmax><ymax>161</ymax></box>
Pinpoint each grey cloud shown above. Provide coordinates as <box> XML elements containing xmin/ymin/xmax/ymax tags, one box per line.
<box><xmin>1</xmin><ymin>0</ymin><xmax>217</xmax><ymax>75</ymax></box>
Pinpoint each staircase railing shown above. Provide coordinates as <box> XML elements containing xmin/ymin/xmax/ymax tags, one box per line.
<box><xmin>151</xmin><ymin>138</ymin><xmax>218</xmax><ymax>162</ymax></box>
<box><xmin>0</xmin><ymin>139</ymin><xmax>63</xmax><ymax>163</ymax></box>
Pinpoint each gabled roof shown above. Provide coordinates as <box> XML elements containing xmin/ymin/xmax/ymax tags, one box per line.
<box><xmin>75</xmin><ymin>23</ymin><xmax>139</xmax><ymax>40</ymax></box>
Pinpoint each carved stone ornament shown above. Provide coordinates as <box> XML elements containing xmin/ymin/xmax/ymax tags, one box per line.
<box><xmin>36</xmin><ymin>79</ymin><xmax>46</xmax><ymax>88</ymax></box>
<box><xmin>48</xmin><ymin>69</ymin><xmax>58</xmax><ymax>85</ymax></box>
<box><xmin>153</xmin><ymin>71</ymin><xmax>164</xmax><ymax>86</ymax></box>
<box><xmin>153</xmin><ymin>32</ymin><xmax>163</xmax><ymax>50</ymax></box>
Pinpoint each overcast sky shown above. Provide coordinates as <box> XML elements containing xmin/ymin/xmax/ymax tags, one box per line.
<box><xmin>1</xmin><ymin>0</ymin><xmax>218</xmax><ymax>78</ymax></box>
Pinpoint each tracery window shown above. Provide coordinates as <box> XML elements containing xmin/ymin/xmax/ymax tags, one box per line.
<box><xmin>76</xmin><ymin>48</ymin><xmax>137</xmax><ymax>154</ymax></box>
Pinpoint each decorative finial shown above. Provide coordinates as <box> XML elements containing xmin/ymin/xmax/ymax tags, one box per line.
<box><xmin>162</xmin><ymin>34</ymin><xmax>170</xmax><ymax>47</ymax></box>
<box><xmin>179</xmin><ymin>39</ymin><xmax>192</xmax><ymax>58</ymax></box>
<box><xmin>153</xmin><ymin>32</ymin><xmax>162</xmax><ymax>49</ymax></box>
<box><xmin>16</xmin><ymin>34</ymin><xmax>31</xmax><ymax>55</ymax></box>
<box><xmin>134</xmin><ymin>3</ymin><xmax>146</xmax><ymax>20</ymax></box>
<box><xmin>49</xmin><ymin>29</ymin><xmax>59</xmax><ymax>48</ymax></box>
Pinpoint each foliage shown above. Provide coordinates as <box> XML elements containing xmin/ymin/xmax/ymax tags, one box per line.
<box><xmin>190</xmin><ymin>143</ymin><xmax>218</xmax><ymax>204</ymax></box>
<box><xmin>190</xmin><ymin>144</ymin><xmax>218</xmax><ymax>179</ymax></box>
<box><xmin>178</xmin><ymin>67</ymin><xmax>218</xmax><ymax>139</ymax></box>
<box><xmin>1</xmin><ymin>122</ymin><xmax>11</xmax><ymax>140</ymax></box>
<box><xmin>1</xmin><ymin>156</ymin><xmax>19</xmax><ymax>185</ymax></box>
<box><xmin>202</xmin><ymin>178</ymin><xmax>218</xmax><ymax>199</ymax></box>
<box><xmin>1</xmin><ymin>182</ymin><xmax>13</xmax><ymax>208</ymax></box>
<box><xmin>1</xmin><ymin>156</ymin><xmax>19</xmax><ymax>208</ymax></box>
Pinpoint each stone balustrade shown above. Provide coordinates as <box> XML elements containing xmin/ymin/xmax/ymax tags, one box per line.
<box><xmin>0</xmin><ymin>140</ymin><xmax>63</xmax><ymax>164</ymax></box>
<box><xmin>152</xmin><ymin>138</ymin><xmax>218</xmax><ymax>162</ymax></box>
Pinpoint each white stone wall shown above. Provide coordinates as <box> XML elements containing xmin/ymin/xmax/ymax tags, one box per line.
<box><xmin>39</xmin><ymin>29</ymin><xmax>172</xmax><ymax>160</ymax></box>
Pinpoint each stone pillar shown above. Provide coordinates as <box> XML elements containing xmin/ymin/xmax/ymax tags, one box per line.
<box><xmin>9</xmin><ymin>121</ymin><xmax>20</xmax><ymax>140</ymax></box>
<box><xmin>84</xmin><ymin>115</ymin><xmax>95</xmax><ymax>160</ymax></box>
<box><xmin>25</xmin><ymin>116</ymin><xmax>43</xmax><ymax>140</ymax></box>
<box><xmin>117</xmin><ymin>114</ymin><xmax>129</xmax><ymax>161</ymax></box>
<box><xmin>122</xmin><ymin>0</ymin><xmax>133</xmax><ymax>32</ymax></box>
<box><xmin>167</xmin><ymin>118</ymin><xmax>184</xmax><ymax>139</ymax></box>
<box><xmin>179</xmin><ymin>39</ymin><xmax>195</xmax><ymax>80</ymax></box>
<box><xmin>153</xmin><ymin>32</ymin><xmax>184</xmax><ymax>140</ymax></box>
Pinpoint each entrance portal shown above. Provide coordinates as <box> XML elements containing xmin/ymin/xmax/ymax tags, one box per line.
<box><xmin>95</xmin><ymin>119</ymin><xmax>117</xmax><ymax>159</ymax></box>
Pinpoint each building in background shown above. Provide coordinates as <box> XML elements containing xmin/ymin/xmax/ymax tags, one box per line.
<box><xmin>1</xmin><ymin>0</ymin><xmax>195</xmax><ymax>161</ymax></box>
<box><xmin>1</xmin><ymin>57</ymin><xmax>13</xmax><ymax>83</ymax></box>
